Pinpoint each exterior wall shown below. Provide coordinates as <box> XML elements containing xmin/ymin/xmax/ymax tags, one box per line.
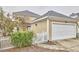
<box><xmin>32</xmin><ymin>19</ymin><xmax>48</xmax><ymax>43</ymax></box>
<box><xmin>24</xmin><ymin>16</ymin><xmax>36</xmax><ymax>23</ymax></box>
<box><xmin>48</xmin><ymin>20</ymin><xmax>52</xmax><ymax>41</ymax></box>
<box><xmin>32</xmin><ymin>20</ymin><xmax>47</xmax><ymax>34</ymax></box>
<box><xmin>18</xmin><ymin>27</ymin><xmax>27</xmax><ymax>31</ymax></box>
<box><xmin>77</xmin><ymin>22</ymin><xmax>79</xmax><ymax>33</ymax></box>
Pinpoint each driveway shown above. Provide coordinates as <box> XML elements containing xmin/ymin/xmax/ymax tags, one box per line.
<box><xmin>56</xmin><ymin>38</ymin><xmax>79</xmax><ymax>51</ymax></box>
<box><xmin>36</xmin><ymin>38</ymin><xmax>79</xmax><ymax>52</ymax></box>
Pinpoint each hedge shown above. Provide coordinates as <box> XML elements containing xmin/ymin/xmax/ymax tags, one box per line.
<box><xmin>11</xmin><ymin>31</ymin><xmax>34</xmax><ymax>48</ymax></box>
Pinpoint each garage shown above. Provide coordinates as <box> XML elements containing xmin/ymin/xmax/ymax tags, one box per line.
<box><xmin>32</xmin><ymin>10</ymin><xmax>78</xmax><ymax>43</ymax></box>
<box><xmin>52</xmin><ymin>22</ymin><xmax>77</xmax><ymax>40</ymax></box>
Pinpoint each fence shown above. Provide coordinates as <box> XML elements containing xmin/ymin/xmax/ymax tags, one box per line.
<box><xmin>0</xmin><ymin>36</ymin><xmax>14</xmax><ymax>51</ymax></box>
<box><xmin>33</xmin><ymin>32</ymin><xmax>48</xmax><ymax>44</ymax></box>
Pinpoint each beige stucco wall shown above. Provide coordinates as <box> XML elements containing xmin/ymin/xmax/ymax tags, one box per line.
<box><xmin>32</xmin><ymin>20</ymin><xmax>47</xmax><ymax>34</ymax></box>
<box><xmin>24</xmin><ymin>16</ymin><xmax>36</xmax><ymax>23</ymax></box>
<box><xmin>48</xmin><ymin>20</ymin><xmax>52</xmax><ymax>41</ymax></box>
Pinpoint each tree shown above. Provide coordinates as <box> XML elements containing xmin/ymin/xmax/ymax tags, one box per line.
<box><xmin>3</xmin><ymin>13</ymin><xmax>16</xmax><ymax>35</ymax></box>
<box><xmin>0</xmin><ymin>7</ymin><xmax>4</xmax><ymax>21</ymax></box>
<box><xmin>0</xmin><ymin>7</ymin><xmax>17</xmax><ymax>36</ymax></box>
<box><xmin>4</xmin><ymin>19</ymin><xmax>16</xmax><ymax>35</ymax></box>
<box><xmin>16</xmin><ymin>17</ymin><xmax>27</xmax><ymax>31</ymax></box>
<box><xmin>0</xmin><ymin>7</ymin><xmax>5</xmax><ymax>35</ymax></box>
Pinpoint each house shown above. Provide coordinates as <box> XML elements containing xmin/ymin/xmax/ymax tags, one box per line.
<box><xmin>13</xmin><ymin>10</ymin><xmax>40</xmax><ymax>31</ymax></box>
<box><xmin>70</xmin><ymin>13</ymin><xmax>79</xmax><ymax>37</ymax></box>
<box><xmin>32</xmin><ymin>11</ymin><xmax>78</xmax><ymax>43</ymax></box>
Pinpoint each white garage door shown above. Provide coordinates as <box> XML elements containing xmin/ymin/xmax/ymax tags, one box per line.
<box><xmin>52</xmin><ymin>23</ymin><xmax>76</xmax><ymax>40</ymax></box>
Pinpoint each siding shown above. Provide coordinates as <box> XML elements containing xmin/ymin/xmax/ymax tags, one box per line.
<box><xmin>24</xmin><ymin>16</ymin><xmax>36</xmax><ymax>23</ymax></box>
<box><xmin>32</xmin><ymin>20</ymin><xmax>47</xmax><ymax>33</ymax></box>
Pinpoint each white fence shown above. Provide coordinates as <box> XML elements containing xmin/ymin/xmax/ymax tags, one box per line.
<box><xmin>33</xmin><ymin>32</ymin><xmax>48</xmax><ymax>44</ymax></box>
<box><xmin>0</xmin><ymin>37</ymin><xmax>14</xmax><ymax>51</ymax></box>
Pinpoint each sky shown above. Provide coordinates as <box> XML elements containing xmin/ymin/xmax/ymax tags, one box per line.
<box><xmin>2</xmin><ymin>6</ymin><xmax>79</xmax><ymax>16</ymax></box>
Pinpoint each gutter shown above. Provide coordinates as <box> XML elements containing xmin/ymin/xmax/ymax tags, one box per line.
<box><xmin>32</xmin><ymin>16</ymin><xmax>48</xmax><ymax>23</ymax></box>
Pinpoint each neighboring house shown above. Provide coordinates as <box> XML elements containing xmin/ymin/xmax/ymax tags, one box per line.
<box><xmin>13</xmin><ymin>10</ymin><xmax>40</xmax><ymax>31</ymax></box>
<box><xmin>32</xmin><ymin>11</ymin><xmax>78</xmax><ymax>43</ymax></box>
<box><xmin>70</xmin><ymin>13</ymin><xmax>79</xmax><ymax>37</ymax></box>
<box><xmin>74</xmin><ymin>17</ymin><xmax>79</xmax><ymax>37</ymax></box>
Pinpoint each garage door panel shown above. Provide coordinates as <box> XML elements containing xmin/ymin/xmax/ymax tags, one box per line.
<box><xmin>52</xmin><ymin>23</ymin><xmax>76</xmax><ymax>40</ymax></box>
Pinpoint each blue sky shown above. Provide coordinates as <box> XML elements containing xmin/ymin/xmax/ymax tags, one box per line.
<box><xmin>2</xmin><ymin>6</ymin><xmax>79</xmax><ymax>16</ymax></box>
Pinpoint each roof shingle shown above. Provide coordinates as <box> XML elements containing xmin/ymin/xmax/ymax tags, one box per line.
<box><xmin>13</xmin><ymin>10</ymin><xmax>40</xmax><ymax>18</ymax></box>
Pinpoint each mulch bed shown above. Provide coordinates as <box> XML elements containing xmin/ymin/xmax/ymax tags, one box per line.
<box><xmin>0</xmin><ymin>45</ymin><xmax>67</xmax><ymax>52</ymax></box>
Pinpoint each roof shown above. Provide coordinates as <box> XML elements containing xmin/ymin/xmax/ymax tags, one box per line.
<box><xmin>34</xmin><ymin>10</ymin><xmax>73</xmax><ymax>20</ymax></box>
<box><xmin>32</xmin><ymin>16</ymin><xmax>77</xmax><ymax>23</ymax></box>
<box><xmin>43</xmin><ymin>10</ymin><xmax>72</xmax><ymax>18</ymax></box>
<box><xmin>13</xmin><ymin>10</ymin><xmax>40</xmax><ymax>18</ymax></box>
<box><xmin>33</xmin><ymin>10</ymin><xmax>77</xmax><ymax>23</ymax></box>
<box><xmin>33</xmin><ymin>10</ymin><xmax>74</xmax><ymax>22</ymax></box>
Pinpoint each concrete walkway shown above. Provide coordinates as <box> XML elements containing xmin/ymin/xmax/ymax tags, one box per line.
<box><xmin>35</xmin><ymin>38</ymin><xmax>79</xmax><ymax>52</ymax></box>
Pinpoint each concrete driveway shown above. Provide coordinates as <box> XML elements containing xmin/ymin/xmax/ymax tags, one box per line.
<box><xmin>36</xmin><ymin>38</ymin><xmax>79</xmax><ymax>52</ymax></box>
<box><xmin>56</xmin><ymin>38</ymin><xmax>79</xmax><ymax>51</ymax></box>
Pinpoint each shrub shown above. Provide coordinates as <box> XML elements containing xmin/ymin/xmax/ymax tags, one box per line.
<box><xmin>11</xmin><ymin>31</ymin><xmax>34</xmax><ymax>48</ymax></box>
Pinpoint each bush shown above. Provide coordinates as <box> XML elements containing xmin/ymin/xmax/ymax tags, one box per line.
<box><xmin>11</xmin><ymin>31</ymin><xmax>34</xmax><ymax>48</ymax></box>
